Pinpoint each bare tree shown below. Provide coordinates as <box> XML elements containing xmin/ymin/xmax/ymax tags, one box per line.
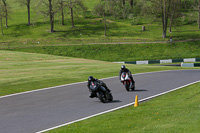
<box><xmin>146</xmin><ymin>0</ymin><xmax>174</xmax><ymax>38</ymax></box>
<box><xmin>49</xmin><ymin>0</ymin><xmax>54</xmax><ymax>32</ymax></box>
<box><xmin>66</xmin><ymin>0</ymin><xmax>87</xmax><ymax>28</ymax></box>
<box><xmin>130</xmin><ymin>0</ymin><xmax>133</xmax><ymax>8</ymax></box>
<box><xmin>0</xmin><ymin>14</ymin><xmax>3</xmax><ymax>35</ymax></box>
<box><xmin>60</xmin><ymin>0</ymin><xmax>64</xmax><ymax>25</ymax></box>
<box><xmin>169</xmin><ymin>0</ymin><xmax>180</xmax><ymax>32</ymax></box>
<box><xmin>0</xmin><ymin>1</ymin><xmax>5</xmax><ymax>35</ymax></box>
<box><xmin>123</xmin><ymin>0</ymin><xmax>125</xmax><ymax>6</ymax></box>
<box><xmin>18</xmin><ymin>0</ymin><xmax>31</xmax><ymax>25</ymax></box>
<box><xmin>2</xmin><ymin>0</ymin><xmax>7</xmax><ymax>28</ymax></box>
<box><xmin>69</xmin><ymin>0</ymin><xmax>75</xmax><ymax>28</ymax></box>
<box><xmin>38</xmin><ymin>0</ymin><xmax>59</xmax><ymax>32</ymax></box>
<box><xmin>104</xmin><ymin>0</ymin><xmax>106</xmax><ymax>36</ymax></box>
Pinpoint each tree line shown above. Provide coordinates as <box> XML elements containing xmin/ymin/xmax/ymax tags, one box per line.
<box><xmin>0</xmin><ymin>0</ymin><xmax>200</xmax><ymax>38</ymax></box>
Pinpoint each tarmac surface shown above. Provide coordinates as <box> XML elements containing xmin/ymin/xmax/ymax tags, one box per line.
<box><xmin>0</xmin><ymin>70</ymin><xmax>200</xmax><ymax>133</ymax></box>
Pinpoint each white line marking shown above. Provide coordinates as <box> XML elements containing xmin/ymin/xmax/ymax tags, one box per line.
<box><xmin>0</xmin><ymin>69</ymin><xmax>199</xmax><ymax>99</ymax></box>
<box><xmin>36</xmin><ymin>80</ymin><xmax>200</xmax><ymax>133</ymax></box>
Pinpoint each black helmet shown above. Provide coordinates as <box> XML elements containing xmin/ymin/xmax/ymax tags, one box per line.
<box><xmin>121</xmin><ymin>65</ymin><xmax>125</xmax><ymax>70</ymax></box>
<box><xmin>88</xmin><ymin>76</ymin><xmax>94</xmax><ymax>81</ymax></box>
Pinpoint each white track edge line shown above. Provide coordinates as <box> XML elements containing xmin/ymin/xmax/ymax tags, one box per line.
<box><xmin>0</xmin><ymin>69</ymin><xmax>197</xmax><ymax>99</ymax></box>
<box><xmin>36</xmin><ymin>80</ymin><xmax>200</xmax><ymax>133</ymax></box>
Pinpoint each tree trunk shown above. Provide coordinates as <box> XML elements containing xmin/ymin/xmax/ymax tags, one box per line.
<box><xmin>49</xmin><ymin>0</ymin><xmax>54</xmax><ymax>32</ymax></box>
<box><xmin>162</xmin><ymin>0</ymin><xmax>166</xmax><ymax>38</ymax></box>
<box><xmin>169</xmin><ymin>3</ymin><xmax>176</xmax><ymax>33</ymax></box>
<box><xmin>123</xmin><ymin>0</ymin><xmax>125</xmax><ymax>6</ymax></box>
<box><xmin>162</xmin><ymin>0</ymin><xmax>170</xmax><ymax>38</ymax></box>
<box><xmin>61</xmin><ymin>0</ymin><xmax>64</xmax><ymax>25</ymax></box>
<box><xmin>130</xmin><ymin>0</ymin><xmax>133</xmax><ymax>8</ymax></box>
<box><xmin>2</xmin><ymin>0</ymin><xmax>7</xmax><ymax>28</ymax></box>
<box><xmin>104</xmin><ymin>12</ymin><xmax>106</xmax><ymax>36</ymax></box>
<box><xmin>27</xmin><ymin>0</ymin><xmax>31</xmax><ymax>25</ymax></box>
<box><xmin>70</xmin><ymin>7</ymin><xmax>75</xmax><ymax>28</ymax></box>
<box><xmin>184</xmin><ymin>0</ymin><xmax>187</xmax><ymax>10</ymax></box>
<box><xmin>199</xmin><ymin>0</ymin><xmax>200</xmax><ymax>29</ymax></box>
<box><xmin>1</xmin><ymin>16</ymin><xmax>3</xmax><ymax>35</ymax></box>
<box><xmin>194</xmin><ymin>0</ymin><xmax>198</xmax><ymax>5</ymax></box>
<box><xmin>104</xmin><ymin>0</ymin><xmax>106</xmax><ymax>36</ymax></box>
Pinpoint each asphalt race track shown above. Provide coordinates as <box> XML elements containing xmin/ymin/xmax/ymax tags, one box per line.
<box><xmin>0</xmin><ymin>70</ymin><xmax>200</xmax><ymax>133</ymax></box>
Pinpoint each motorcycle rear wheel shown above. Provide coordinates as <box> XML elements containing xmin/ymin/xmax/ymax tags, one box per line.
<box><xmin>108</xmin><ymin>93</ymin><xmax>113</xmax><ymax>101</ymax></box>
<box><xmin>98</xmin><ymin>91</ymin><xmax>107</xmax><ymax>103</ymax></box>
<box><xmin>131</xmin><ymin>82</ymin><xmax>135</xmax><ymax>90</ymax></box>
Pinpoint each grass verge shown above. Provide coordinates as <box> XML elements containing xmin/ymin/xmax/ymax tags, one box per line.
<box><xmin>45</xmin><ymin>82</ymin><xmax>200</xmax><ymax>133</ymax></box>
<box><xmin>7</xmin><ymin>41</ymin><xmax>200</xmax><ymax>62</ymax></box>
<box><xmin>0</xmin><ymin>50</ymin><xmax>197</xmax><ymax>96</ymax></box>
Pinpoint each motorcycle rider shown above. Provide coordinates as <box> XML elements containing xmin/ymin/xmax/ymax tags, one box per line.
<box><xmin>119</xmin><ymin>65</ymin><xmax>135</xmax><ymax>84</ymax></box>
<box><xmin>87</xmin><ymin>76</ymin><xmax>110</xmax><ymax>98</ymax></box>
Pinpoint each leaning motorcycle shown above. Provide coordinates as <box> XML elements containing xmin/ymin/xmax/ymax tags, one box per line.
<box><xmin>89</xmin><ymin>81</ymin><xmax>113</xmax><ymax>103</ymax></box>
<box><xmin>120</xmin><ymin>72</ymin><xmax>135</xmax><ymax>91</ymax></box>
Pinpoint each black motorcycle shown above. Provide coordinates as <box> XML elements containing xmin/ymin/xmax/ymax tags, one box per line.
<box><xmin>89</xmin><ymin>81</ymin><xmax>113</xmax><ymax>103</ymax></box>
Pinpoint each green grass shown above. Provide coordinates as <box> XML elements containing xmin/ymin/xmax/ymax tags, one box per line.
<box><xmin>0</xmin><ymin>0</ymin><xmax>200</xmax><ymax>46</ymax></box>
<box><xmin>46</xmin><ymin>82</ymin><xmax>200</xmax><ymax>133</ymax></box>
<box><xmin>8</xmin><ymin>41</ymin><xmax>200</xmax><ymax>61</ymax></box>
<box><xmin>0</xmin><ymin>50</ymin><xmax>196</xmax><ymax>96</ymax></box>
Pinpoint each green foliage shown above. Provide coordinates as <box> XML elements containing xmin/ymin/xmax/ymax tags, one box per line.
<box><xmin>130</xmin><ymin>16</ymin><xmax>143</xmax><ymax>25</ymax></box>
<box><xmin>92</xmin><ymin>1</ymin><xmax>104</xmax><ymax>17</ymax></box>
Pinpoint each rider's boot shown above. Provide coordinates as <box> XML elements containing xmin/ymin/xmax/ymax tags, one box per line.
<box><xmin>89</xmin><ymin>93</ymin><xmax>95</xmax><ymax>98</ymax></box>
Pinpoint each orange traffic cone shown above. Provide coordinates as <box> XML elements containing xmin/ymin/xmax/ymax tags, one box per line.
<box><xmin>134</xmin><ymin>95</ymin><xmax>139</xmax><ymax>107</ymax></box>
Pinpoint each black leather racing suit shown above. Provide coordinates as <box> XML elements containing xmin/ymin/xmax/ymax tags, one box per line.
<box><xmin>87</xmin><ymin>78</ymin><xmax>110</xmax><ymax>98</ymax></box>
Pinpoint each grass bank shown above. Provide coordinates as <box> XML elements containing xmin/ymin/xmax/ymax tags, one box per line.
<box><xmin>0</xmin><ymin>50</ymin><xmax>194</xmax><ymax>96</ymax></box>
<box><xmin>8</xmin><ymin>41</ymin><xmax>200</xmax><ymax>61</ymax></box>
<box><xmin>46</xmin><ymin>82</ymin><xmax>200</xmax><ymax>133</ymax></box>
<box><xmin>0</xmin><ymin>0</ymin><xmax>200</xmax><ymax>46</ymax></box>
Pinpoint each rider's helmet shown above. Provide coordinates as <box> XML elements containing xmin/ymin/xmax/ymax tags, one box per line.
<box><xmin>121</xmin><ymin>65</ymin><xmax>125</xmax><ymax>70</ymax></box>
<box><xmin>88</xmin><ymin>76</ymin><xmax>94</xmax><ymax>81</ymax></box>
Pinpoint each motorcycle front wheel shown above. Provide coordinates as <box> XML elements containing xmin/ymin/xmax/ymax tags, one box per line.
<box><xmin>125</xmin><ymin>82</ymin><xmax>130</xmax><ymax>91</ymax></box>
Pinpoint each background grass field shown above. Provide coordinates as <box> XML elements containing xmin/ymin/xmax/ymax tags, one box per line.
<box><xmin>0</xmin><ymin>50</ymin><xmax>194</xmax><ymax>96</ymax></box>
<box><xmin>0</xmin><ymin>0</ymin><xmax>200</xmax><ymax>47</ymax></box>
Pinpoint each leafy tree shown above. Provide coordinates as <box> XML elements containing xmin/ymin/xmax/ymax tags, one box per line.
<box><xmin>49</xmin><ymin>0</ymin><xmax>54</xmax><ymax>32</ymax></box>
<box><xmin>0</xmin><ymin>0</ymin><xmax>6</xmax><ymax>35</ymax></box>
<box><xmin>17</xmin><ymin>0</ymin><xmax>31</xmax><ymax>25</ymax></box>
<box><xmin>60</xmin><ymin>0</ymin><xmax>64</xmax><ymax>25</ymax></box>
<box><xmin>38</xmin><ymin>0</ymin><xmax>59</xmax><ymax>32</ymax></box>
<box><xmin>93</xmin><ymin>0</ymin><xmax>107</xmax><ymax>36</ymax></box>
<box><xmin>65</xmin><ymin>0</ymin><xmax>87</xmax><ymax>28</ymax></box>
<box><xmin>2</xmin><ymin>0</ymin><xmax>7</xmax><ymax>28</ymax></box>
<box><xmin>130</xmin><ymin>0</ymin><xmax>133</xmax><ymax>8</ymax></box>
<box><xmin>145</xmin><ymin>0</ymin><xmax>180</xmax><ymax>38</ymax></box>
<box><xmin>105</xmin><ymin>0</ymin><xmax>132</xmax><ymax>19</ymax></box>
<box><xmin>169</xmin><ymin>0</ymin><xmax>180</xmax><ymax>32</ymax></box>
